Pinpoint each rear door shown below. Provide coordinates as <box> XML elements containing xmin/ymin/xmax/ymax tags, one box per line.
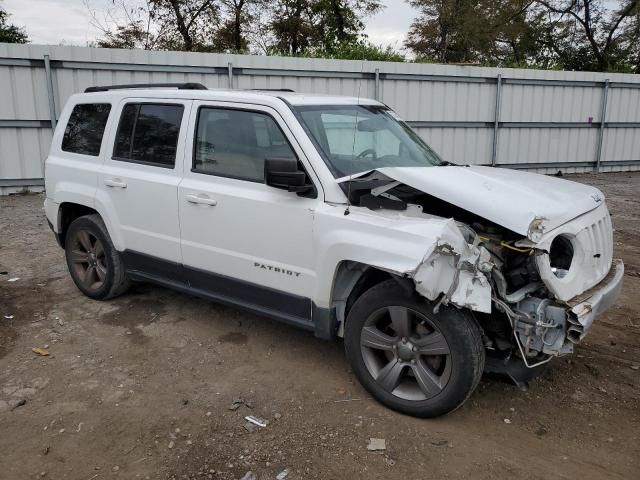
<box><xmin>178</xmin><ymin>101</ymin><xmax>321</xmax><ymax>323</ymax></box>
<box><xmin>96</xmin><ymin>98</ymin><xmax>191</xmax><ymax>278</ymax></box>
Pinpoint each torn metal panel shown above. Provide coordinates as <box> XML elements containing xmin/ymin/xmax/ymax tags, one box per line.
<box><xmin>412</xmin><ymin>219</ymin><xmax>493</xmax><ymax>313</ymax></box>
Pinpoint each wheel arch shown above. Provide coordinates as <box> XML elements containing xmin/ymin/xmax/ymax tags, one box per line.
<box><xmin>329</xmin><ymin>260</ymin><xmax>413</xmax><ymax>338</ymax></box>
<box><xmin>57</xmin><ymin>202</ymin><xmax>99</xmax><ymax>248</ymax></box>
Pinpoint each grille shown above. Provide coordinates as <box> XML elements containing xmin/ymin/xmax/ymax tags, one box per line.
<box><xmin>585</xmin><ymin>212</ymin><xmax>613</xmax><ymax>279</ymax></box>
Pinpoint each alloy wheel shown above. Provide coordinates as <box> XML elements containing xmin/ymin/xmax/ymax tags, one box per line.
<box><xmin>360</xmin><ymin>306</ymin><xmax>452</xmax><ymax>401</ymax></box>
<box><xmin>68</xmin><ymin>229</ymin><xmax>107</xmax><ymax>292</ymax></box>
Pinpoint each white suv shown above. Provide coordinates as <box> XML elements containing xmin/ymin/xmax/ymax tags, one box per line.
<box><xmin>44</xmin><ymin>83</ymin><xmax>624</xmax><ymax>417</ymax></box>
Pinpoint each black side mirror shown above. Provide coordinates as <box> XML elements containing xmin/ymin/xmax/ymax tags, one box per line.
<box><xmin>265</xmin><ymin>157</ymin><xmax>315</xmax><ymax>196</ymax></box>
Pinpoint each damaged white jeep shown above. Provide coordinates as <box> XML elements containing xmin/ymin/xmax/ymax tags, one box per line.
<box><xmin>45</xmin><ymin>83</ymin><xmax>624</xmax><ymax>417</ymax></box>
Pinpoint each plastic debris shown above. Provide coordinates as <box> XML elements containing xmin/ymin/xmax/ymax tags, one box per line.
<box><xmin>240</xmin><ymin>472</ymin><xmax>256</xmax><ymax>480</ymax></box>
<box><xmin>503</xmin><ymin>418</ymin><xmax>512</xmax><ymax>424</ymax></box>
<box><xmin>32</xmin><ymin>347</ymin><xmax>50</xmax><ymax>356</ymax></box>
<box><xmin>244</xmin><ymin>415</ymin><xmax>267</xmax><ymax>428</ymax></box>
<box><xmin>276</xmin><ymin>468</ymin><xmax>290</xmax><ymax>479</ymax></box>
<box><xmin>367</xmin><ymin>438</ymin><xmax>386</xmax><ymax>451</ymax></box>
<box><xmin>7</xmin><ymin>277</ymin><xmax>20</xmax><ymax>282</ymax></box>
<box><xmin>4</xmin><ymin>315</ymin><xmax>14</xmax><ymax>319</ymax></box>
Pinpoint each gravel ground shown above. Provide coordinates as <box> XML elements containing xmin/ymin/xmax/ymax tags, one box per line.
<box><xmin>1</xmin><ymin>171</ymin><xmax>639</xmax><ymax>480</ymax></box>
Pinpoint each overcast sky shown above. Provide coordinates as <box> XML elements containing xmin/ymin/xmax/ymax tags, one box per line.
<box><xmin>3</xmin><ymin>0</ymin><xmax>418</xmax><ymax>50</ymax></box>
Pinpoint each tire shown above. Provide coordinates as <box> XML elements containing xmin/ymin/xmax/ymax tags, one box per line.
<box><xmin>344</xmin><ymin>279</ymin><xmax>485</xmax><ymax>418</ymax></box>
<box><xmin>64</xmin><ymin>214</ymin><xmax>130</xmax><ymax>300</ymax></box>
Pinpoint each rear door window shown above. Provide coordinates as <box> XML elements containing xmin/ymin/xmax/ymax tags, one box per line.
<box><xmin>61</xmin><ymin>103</ymin><xmax>111</xmax><ymax>156</ymax></box>
<box><xmin>113</xmin><ymin>103</ymin><xmax>184</xmax><ymax>168</ymax></box>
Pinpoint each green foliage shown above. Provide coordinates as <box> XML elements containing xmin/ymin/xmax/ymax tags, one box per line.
<box><xmin>405</xmin><ymin>0</ymin><xmax>640</xmax><ymax>73</ymax></box>
<box><xmin>294</xmin><ymin>40</ymin><xmax>405</xmax><ymax>61</ymax></box>
<box><xmin>0</xmin><ymin>4</ymin><xmax>28</xmax><ymax>44</ymax></box>
<box><xmin>96</xmin><ymin>21</ymin><xmax>150</xmax><ymax>49</ymax></box>
<box><xmin>269</xmin><ymin>0</ymin><xmax>382</xmax><ymax>55</ymax></box>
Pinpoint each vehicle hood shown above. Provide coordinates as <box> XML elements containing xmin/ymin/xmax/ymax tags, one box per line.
<box><xmin>339</xmin><ymin>166</ymin><xmax>605</xmax><ymax>240</ymax></box>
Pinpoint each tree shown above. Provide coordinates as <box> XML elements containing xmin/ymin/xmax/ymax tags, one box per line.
<box><xmin>405</xmin><ymin>0</ymin><xmax>640</xmax><ymax>71</ymax></box>
<box><xmin>405</xmin><ymin>0</ymin><xmax>542</xmax><ymax>66</ymax></box>
<box><xmin>92</xmin><ymin>0</ymin><xmax>221</xmax><ymax>51</ymax></box>
<box><xmin>0</xmin><ymin>3</ymin><xmax>29</xmax><ymax>43</ymax></box>
<box><xmin>96</xmin><ymin>21</ymin><xmax>151</xmax><ymax>49</ymax></box>
<box><xmin>210</xmin><ymin>0</ymin><xmax>262</xmax><ymax>52</ymax></box>
<box><xmin>534</xmin><ymin>0</ymin><xmax>640</xmax><ymax>71</ymax></box>
<box><xmin>90</xmin><ymin>1</ymin><xmax>158</xmax><ymax>50</ymax></box>
<box><xmin>269</xmin><ymin>0</ymin><xmax>382</xmax><ymax>55</ymax></box>
<box><xmin>149</xmin><ymin>0</ymin><xmax>221</xmax><ymax>51</ymax></box>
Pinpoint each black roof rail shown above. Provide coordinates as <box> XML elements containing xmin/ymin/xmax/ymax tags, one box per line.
<box><xmin>248</xmin><ymin>88</ymin><xmax>295</xmax><ymax>92</ymax></box>
<box><xmin>84</xmin><ymin>82</ymin><xmax>207</xmax><ymax>93</ymax></box>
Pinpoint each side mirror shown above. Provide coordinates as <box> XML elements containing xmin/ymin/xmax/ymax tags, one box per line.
<box><xmin>265</xmin><ymin>157</ymin><xmax>315</xmax><ymax>196</ymax></box>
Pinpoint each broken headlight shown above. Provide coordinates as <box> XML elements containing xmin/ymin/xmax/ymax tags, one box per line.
<box><xmin>549</xmin><ymin>234</ymin><xmax>574</xmax><ymax>279</ymax></box>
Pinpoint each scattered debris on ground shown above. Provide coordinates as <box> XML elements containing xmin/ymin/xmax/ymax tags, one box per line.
<box><xmin>367</xmin><ymin>438</ymin><xmax>386</xmax><ymax>451</ymax></box>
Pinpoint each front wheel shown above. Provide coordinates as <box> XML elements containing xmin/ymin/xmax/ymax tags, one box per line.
<box><xmin>344</xmin><ymin>280</ymin><xmax>485</xmax><ymax>418</ymax></box>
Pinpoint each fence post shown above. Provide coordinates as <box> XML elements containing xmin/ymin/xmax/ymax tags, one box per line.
<box><xmin>491</xmin><ymin>74</ymin><xmax>502</xmax><ymax>167</ymax></box>
<box><xmin>595</xmin><ymin>79</ymin><xmax>610</xmax><ymax>172</ymax></box>
<box><xmin>374</xmin><ymin>68</ymin><xmax>380</xmax><ymax>101</ymax></box>
<box><xmin>228</xmin><ymin>62</ymin><xmax>233</xmax><ymax>89</ymax></box>
<box><xmin>43</xmin><ymin>54</ymin><xmax>57</xmax><ymax>130</ymax></box>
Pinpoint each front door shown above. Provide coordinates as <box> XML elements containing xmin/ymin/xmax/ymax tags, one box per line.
<box><xmin>178</xmin><ymin>101</ymin><xmax>321</xmax><ymax>323</ymax></box>
<box><xmin>97</xmin><ymin>99</ymin><xmax>191</xmax><ymax>277</ymax></box>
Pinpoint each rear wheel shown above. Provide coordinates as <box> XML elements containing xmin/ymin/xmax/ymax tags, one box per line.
<box><xmin>344</xmin><ymin>280</ymin><xmax>485</xmax><ymax>417</ymax></box>
<box><xmin>64</xmin><ymin>214</ymin><xmax>130</xmax><ymax>300</ymax></box>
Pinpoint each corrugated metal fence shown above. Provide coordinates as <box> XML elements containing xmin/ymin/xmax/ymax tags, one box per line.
<box><xmin>1</xmin><ymin>43</ymin><xmax>639</xmax><ymax>193</ymax></box>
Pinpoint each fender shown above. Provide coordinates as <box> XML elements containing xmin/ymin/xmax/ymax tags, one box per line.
<box><xmin>312</xmin><ymin>205</ymin><xmax>495</xmax><ymax>314</ymax></box>
<box><xmin>92</xmin><ymin>186</ymin><xmax>126</xmax><ymax>251</ymax></box>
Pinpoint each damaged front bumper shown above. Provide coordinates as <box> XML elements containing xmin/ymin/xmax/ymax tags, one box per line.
<box><xmin>566</xmin><ymin>258</ymin><xmax>624</xmax><ymax>343</ymax></box>
<box><xmin>515</xmin><ymin>259</ymin><xmax>624</xmax><ymax>357</ymax></box>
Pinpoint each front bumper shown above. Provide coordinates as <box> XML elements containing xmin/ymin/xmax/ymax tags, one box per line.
<box><xmin>566</xmin><ymin>258</ymin><xmax>624</xmax><ymax>343</ymax></box>
<box><xmin>515</xmin><ymin>259</ymin><xmax>624</xmax><ymax>357</ymax></box>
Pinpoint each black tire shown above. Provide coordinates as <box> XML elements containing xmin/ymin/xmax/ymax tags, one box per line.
<box><xmin>344</xmin><ymin>279</ymin><xmax>485</xmax><ymax>418</ymax></box>
<box><xmin>64</xmin><ymin>214</ymin><xmax>130</xmax><ymax>300</ymax></box>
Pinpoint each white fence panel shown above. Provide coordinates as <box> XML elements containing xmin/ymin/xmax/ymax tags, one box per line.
<box><xmin>1</xmin><ymin>42</ymin><xmax>639</xmax><ymax>193</ymax></box>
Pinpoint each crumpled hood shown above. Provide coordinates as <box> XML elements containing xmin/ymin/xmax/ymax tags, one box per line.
<box><xmin>341</xmin><ymin>166</ymin><xmax>605</xmax><ymax>240</ymax></box>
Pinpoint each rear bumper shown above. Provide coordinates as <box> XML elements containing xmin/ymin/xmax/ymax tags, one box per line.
<box><xmin>567</xmin><ymin>259</ymin><xmax>624</xmax><ymax>343</ymax></box>
<box><xmin>44</xmin><ymin>198</ymin><xmax>63</xmax><ymax>247</ymax></box>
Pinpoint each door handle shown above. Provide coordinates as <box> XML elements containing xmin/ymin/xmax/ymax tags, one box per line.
<box><xmin>104</xmin><ymin>178</ymin><xmax>127</xmax><ymax>188</ymax></box>
<box><xmin>185</xmin><ymin>193</ymin><xmax>217</xmax><ymax>206</ymax></box>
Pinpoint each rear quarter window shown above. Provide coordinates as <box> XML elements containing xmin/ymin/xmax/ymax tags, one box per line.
<box><xmin>61</xmin><ymin>103</ymin><xmax>112</xmax><ymax>156</ymax></box>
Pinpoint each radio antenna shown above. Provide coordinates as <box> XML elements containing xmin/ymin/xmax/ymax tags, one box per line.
<box><xmin>344</xmin><ymin>57</ymin><xmax>367</xmax><ymax>216</ymax></box>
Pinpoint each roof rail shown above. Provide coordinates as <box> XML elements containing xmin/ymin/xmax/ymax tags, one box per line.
<box><xmin>248</xmin><ymin>88</ymin><xmax>295</xmax><ymax>92</ymax></box>
<box><xmin>84</xmin><ymin>82</ymin><xmax>207</xmax><ymax>93</ymax></box>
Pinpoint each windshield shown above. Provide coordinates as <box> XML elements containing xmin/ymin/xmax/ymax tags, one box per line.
<box><xmin>293</xmin><ymin>105</ymin><xmax>444</xmax><ymax>177</ymax></box>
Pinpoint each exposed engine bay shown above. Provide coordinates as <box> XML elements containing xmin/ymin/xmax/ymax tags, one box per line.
<box><xmin>341</xmin><ymin>171</ymin><xmax>622</xmax><ymax>380</ymax></box>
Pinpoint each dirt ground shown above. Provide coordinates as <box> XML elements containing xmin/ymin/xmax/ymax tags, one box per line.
<box><xmin>1</xmin><ymin>172</ymin><xmax>639</xmax><ymax>480</ymax></box>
